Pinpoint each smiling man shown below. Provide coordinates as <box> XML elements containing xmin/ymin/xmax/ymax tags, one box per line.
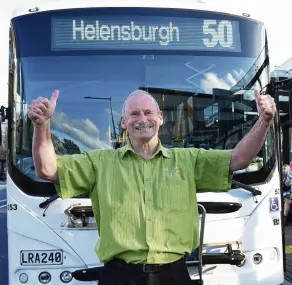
<box><xmin>28</xmin><ymin>88</ymin><xmax>276</xmax><ymax>285</ymax></box>
<box><xmin>120</xmin><ymin>90</ymin><xmax>163</xmax><ymax>158</ymax></box>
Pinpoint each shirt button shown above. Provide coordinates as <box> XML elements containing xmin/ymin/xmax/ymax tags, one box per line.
<box><xmin>145</xmin><ymin>178</ymin><xmax>150</xmax><ymax>181</ymax></box>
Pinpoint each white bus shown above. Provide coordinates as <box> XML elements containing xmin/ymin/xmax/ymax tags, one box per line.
<box><xmin>4</xmin><ymin>1</ymin><xmax>285</xmax><ymax>284</ymax></box>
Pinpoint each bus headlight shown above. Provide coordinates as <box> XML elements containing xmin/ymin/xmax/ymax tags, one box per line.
<box><xmin>19</xmin><ymin>273</ymin><xmax>28</xmax><ymax>283</ymax></box>
<box><xmin>38</xmin><ymin>272</ymin><xmax>51</xmax><ymax>283</ymax></box>
<box><xmin>60</xmin><ymin>271</ymin><xmax>72</xmax><ymax>283</ymax></box>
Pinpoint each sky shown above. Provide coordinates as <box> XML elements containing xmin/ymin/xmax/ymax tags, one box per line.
<box><xmin>0</xmin><ymin>0</ymin><xmax>289</xmax><ymax>105</ymax></box>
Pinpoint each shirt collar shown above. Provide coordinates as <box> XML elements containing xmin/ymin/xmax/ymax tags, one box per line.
<box><xmin>119</xmin><ymin>139</ymin><xmax>171</xmax><ymax>159</ymax></box>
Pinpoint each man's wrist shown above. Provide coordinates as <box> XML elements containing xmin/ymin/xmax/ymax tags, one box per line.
<box><xmin>33</xmin><ymin>120</ymin><xmax>50</xmax><ymax>129</ymax></box>
<box><xmin>258</xmin><ymin>115</ymin><xmax>272</xmax><ymax>128</ymax></box>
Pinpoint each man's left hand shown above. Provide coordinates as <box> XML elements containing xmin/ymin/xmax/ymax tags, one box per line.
<box><xmin>255</xmin><ymin>90</ymin><xmax>276</xmax><ymax>124</ymax></box>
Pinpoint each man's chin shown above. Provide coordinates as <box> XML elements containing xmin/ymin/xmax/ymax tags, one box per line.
<box><xmin>130</xmin><ymin>134</ymin><xmax>157</xmax><ymax>142</ymax></box>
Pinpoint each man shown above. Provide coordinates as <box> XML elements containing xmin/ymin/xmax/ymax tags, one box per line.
<box><xmin>28</xmin><ymin>89</ymin><xmax>276</xmax><ymax>285</ymax></box>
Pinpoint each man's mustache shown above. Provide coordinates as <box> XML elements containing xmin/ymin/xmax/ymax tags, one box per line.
<box><xmin>134</xmin><ymin>122</ymin><xmax>154</xmax><ymax>128</ymax></box>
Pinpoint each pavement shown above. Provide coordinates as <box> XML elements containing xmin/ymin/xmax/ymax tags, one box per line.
<box><xmin>0</xmin><ymin>185</ymin><xmax>7</xmax><ymax>285</ymax></box>
<box><xmin>285</xmin><ymin>222</ymin><xmax>292</xmax><ymax>284</ymax></box>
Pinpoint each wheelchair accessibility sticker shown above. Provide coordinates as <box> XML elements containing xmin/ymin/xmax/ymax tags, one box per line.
<box><xmin>269</xmin><ymin>197</ymin><xmax>279</xmax><ymax>212</ymax></box>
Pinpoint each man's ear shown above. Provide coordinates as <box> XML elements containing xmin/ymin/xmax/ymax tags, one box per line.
<box><xmin>121</xmin><ymin>116</ymin><xmax>127</xmax><ymax>129</ymax></box>
<box><xmin>159</xmin><ymin>111</ymin><xmax>163</xmax><ymax>125</ymax></box>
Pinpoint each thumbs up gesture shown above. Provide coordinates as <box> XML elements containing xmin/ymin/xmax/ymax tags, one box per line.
<box><xmin>254</xmin><ymin>90</ymin><xmax>276</xmax><ymax>124</ymax></box>
<box><xmin>28</xmin><ymin>90</ymin><xmax>59</xmax><ymax>125</ymax></box>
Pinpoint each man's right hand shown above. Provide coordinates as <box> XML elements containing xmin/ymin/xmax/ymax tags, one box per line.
<box><xmin>28</xmin><ymin>90</ymin><xmax>59</xmax><ymax>125</ymax></box>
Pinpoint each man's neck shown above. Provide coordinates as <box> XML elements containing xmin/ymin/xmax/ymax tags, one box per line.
<box><xmin>129</xmin><ymin>137</ymin><xmax>159</xmax><ymax>158</ymax></box>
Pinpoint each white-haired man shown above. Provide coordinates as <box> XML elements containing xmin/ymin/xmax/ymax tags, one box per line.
<box><xmin>28</xmin><ymin>89</ymin><xmax>276</xmax><ymax>285</ymax></box>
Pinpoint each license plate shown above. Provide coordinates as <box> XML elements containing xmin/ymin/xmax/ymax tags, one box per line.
<box><xmin>20</xmin><ymin>250</ymin><xmax>63</xmax><ymax>266</ymax></box>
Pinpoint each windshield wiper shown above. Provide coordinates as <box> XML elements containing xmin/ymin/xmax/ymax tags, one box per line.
<box><xmin>39</xmin><ymin>193</ymin><xmax>60</xmax><ymax>209</ymax></box>
<box><xmin>232</xmin><ymin>180</ymin><xmax>262</xmax><ymax>197</ymax></box>
<box><xmin>39</xmin><ymin>180</ymin><xmax>261</xmax><ymax>211</ymax></box>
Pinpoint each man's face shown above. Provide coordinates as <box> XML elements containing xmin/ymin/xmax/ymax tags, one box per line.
<box><xmin>121</xmin><ymin>94</ymin><xmax>162</xmax><ymax>142</ymax></box>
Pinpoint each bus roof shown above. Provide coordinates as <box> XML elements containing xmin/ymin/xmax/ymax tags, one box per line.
<box><xmin>11</xmin><ymin>0</ymin><xmax>262</xmax><ymax>23</ymax></box>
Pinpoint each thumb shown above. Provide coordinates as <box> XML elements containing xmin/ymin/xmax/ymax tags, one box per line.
<box><xmin>254</xmin><ymin>90</ymin><xmax>260</xmax><ymax>113</ymax></box>
<box><xmin>254</xmin><ymin>89</ymin><xmax>260</xmax><ymax>102</ymax></box>
<box><xmin>50</xmin><ymin>90</ymin><xmax>59</xmax><ymax>104</ymax></box>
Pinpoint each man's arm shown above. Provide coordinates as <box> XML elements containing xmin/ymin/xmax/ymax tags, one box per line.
<box><xmin>28</xmin><ymin>90</ymin><xmax>59</xmax><ymax>182</ymax></box>
<box><xmin>230</xmin><ymin>117</ymin><xmax>270</xmax><ymax>172</ymax></box>
<box><xmin>32</xmin><ymin>120</ymin><xmax>58</xmax><ymax>182</ymax></box>
<box><xmin>230</xmin><ymin>90</ymin><xmax>276</xmax><ymax>172</ymax></box>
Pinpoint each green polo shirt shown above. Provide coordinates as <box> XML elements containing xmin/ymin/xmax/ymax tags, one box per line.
<box><xmin>55</xmin><ymin>142</ymin><xmax>233</xmax><ymax>264</ymax></box>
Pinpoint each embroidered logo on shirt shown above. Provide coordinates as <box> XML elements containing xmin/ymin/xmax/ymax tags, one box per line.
<box><xmin>170</xmin><ymin>167</ymin><xmax>179</xmax><ymax>177</ymax></box>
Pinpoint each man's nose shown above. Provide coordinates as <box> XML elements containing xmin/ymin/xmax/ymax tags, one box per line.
<box><xmin>137</xmin><ymin>113</ymin><xmax>148</xmax><ymax>121</ymax></box>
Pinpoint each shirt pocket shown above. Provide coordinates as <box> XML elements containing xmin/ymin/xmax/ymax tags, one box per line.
<box><xmin>156</xmin><ymin>179</ymin><xmax>190</xmax><ymax>212</ymax></box>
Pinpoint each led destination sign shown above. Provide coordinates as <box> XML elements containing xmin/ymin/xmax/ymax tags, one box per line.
<box><xmin>51</xmin><ymin>16</ymin><xmax>241</xmax><ymax>51</ymax></box>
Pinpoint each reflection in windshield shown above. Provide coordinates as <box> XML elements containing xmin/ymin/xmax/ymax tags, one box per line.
<box><xmin>12</xmin><ymin>53</ymin><xmax>274</xmax><ymax>185</ymax></box>
<box><xmin>20</xmin><ymin>54</ymin><xmax>256</xmax><ymax>149</ymax></box>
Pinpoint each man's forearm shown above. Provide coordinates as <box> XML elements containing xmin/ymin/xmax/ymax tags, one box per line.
<box><xmin>230</xmin><ymin>116</ymin><xmax>271</xmax><ymax>172</ymax></box>
<box><xmin>32</xmin><ymin>120</ymin><xmax>59</xmax><ymax>182</ymax></box>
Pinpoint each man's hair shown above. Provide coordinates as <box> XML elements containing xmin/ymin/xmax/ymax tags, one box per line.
<box><xmin>122</xmin><ymin>90</ymin><xmax>160</xmax><ymax>117</ymax></box>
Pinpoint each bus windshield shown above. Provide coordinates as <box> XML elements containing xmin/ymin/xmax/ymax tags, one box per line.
<box><xmin>9</xmin><ymin>7</ymin><xmax>274</xmax><ymax>196</ymax></box>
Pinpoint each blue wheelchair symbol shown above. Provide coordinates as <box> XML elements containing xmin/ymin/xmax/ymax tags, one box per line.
<box><xmin>269</xmin><ymin>197</ymin><xmax>279</xmax><ymax>212</ymax></box>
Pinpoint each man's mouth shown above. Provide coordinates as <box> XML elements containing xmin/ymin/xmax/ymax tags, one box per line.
<box><xmin>134</xmin><ymin>123</ymin><xmax>154</xmax><ymax>131</ymax></box>
<box><xmin>135</xmin><ymin>126</ymin><xmax>153</xmax><ymax>131</ymax></box>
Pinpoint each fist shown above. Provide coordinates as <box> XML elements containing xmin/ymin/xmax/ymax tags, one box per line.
<box><xmin>255</xmin><ymin>90</ymin><xmax>276</xmax><ymax>124</ymax></box>
<box><xmin>28</xmin><ymin>90</ymin><xmax>59</xmax><ymax>125</ymax></box>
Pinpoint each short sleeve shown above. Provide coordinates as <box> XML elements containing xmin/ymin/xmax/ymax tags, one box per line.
<box><xmin>195</xmin><ymin>149</ymin><xmax>233</xmax><ymax>192</ymax></box>
<box><xmin>54</xmin><ymin>151</ymin><xmax>97</xmax><ymax>199</ymax></box>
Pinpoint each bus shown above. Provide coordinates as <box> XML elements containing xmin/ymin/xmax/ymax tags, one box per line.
<box><xmin>3</xmin><ymin>0</ymin><xmax>285</xmax><ymax>284</ymax></box>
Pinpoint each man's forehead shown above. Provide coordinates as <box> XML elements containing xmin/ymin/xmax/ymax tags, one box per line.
<box><xmin>126</xmin><ymin>94</ymin><xmax>157</xmax><ymax>110</ymax></box>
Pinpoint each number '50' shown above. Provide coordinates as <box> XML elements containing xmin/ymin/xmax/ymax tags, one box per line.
<box><xmin>203</xmin><ymin>20</ymin><xmax>234</xmax><ymax>48</ymax></box>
